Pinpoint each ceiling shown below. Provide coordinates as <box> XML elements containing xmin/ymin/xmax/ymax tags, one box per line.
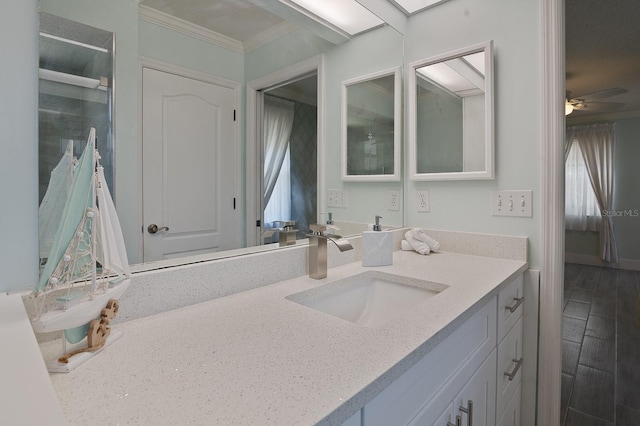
<box><xmin>566</xmin><ymin>0</ymin><xmax>640</xmax><ymax>123</ymax></box>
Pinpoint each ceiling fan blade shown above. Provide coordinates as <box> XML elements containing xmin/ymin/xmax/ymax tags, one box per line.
<box><xmin>577</xmin><ymin>87</ymin><xmax>628</xmax><ymax>100</ymax></box>
<box><xmin>574</xmin><ymin>101</ymin><xmax>625</xmax><ymax>112</ymax></box>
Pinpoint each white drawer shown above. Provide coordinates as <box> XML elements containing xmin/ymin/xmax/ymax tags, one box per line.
<box><xmin>363</xmin><ymin>298</ymin><xmax>497</xmax><ymax>426</ymax></box>
<box><xmin>497</xmin><ymin>316</ymin><xmax>523</xmax><ymax>417</ymax></box>
<box><xmin>409</xmin><ymin>349</ymin><xmax>497</xmax><ymax>426</ymax></box>
<box><xmin>497</xmin><ymin>382</ymin><xmax>522</xmax><ymax>426</ymax></box>
<box><xmin>497</xmin><ymin>274</ymin><xmax>524</xmax><ymax>341</ymax></box>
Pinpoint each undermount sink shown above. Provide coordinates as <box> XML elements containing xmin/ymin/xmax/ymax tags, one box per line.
<box><xmin>286</xmin><ymin>271</ymin><xmax>448</xmax><ymax>327</ymax></box>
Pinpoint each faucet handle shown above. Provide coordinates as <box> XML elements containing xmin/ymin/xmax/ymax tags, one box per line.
<box><xmin>309</xmin><ymin>223</ymin><xmax>327</xmax><ymax>234</ymax></box>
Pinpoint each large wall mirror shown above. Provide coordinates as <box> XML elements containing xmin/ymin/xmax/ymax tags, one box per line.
<box><xmin>408</xmin><ymin>40</ymin><xmax>494</xmax><ymax>181</ymax></box>
<box><xmin>341</xmin><ymin>67</ymin><xmax>401</xmax><ymax>181</ymax></box>
<box><xmin>38</xmin><ymin>0</ymin><xmax>405</xmax><ymax>272</ymax></box>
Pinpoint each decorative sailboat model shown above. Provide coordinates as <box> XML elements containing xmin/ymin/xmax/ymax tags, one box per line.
<box><xmin>32</xmin><ymin>128</ymin><xmax>131</xmax><ymax>373</ymax></box>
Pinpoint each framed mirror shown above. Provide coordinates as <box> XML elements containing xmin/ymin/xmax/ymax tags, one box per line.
<box><xmin>341</xmin><ymin>67</ymin><xmax>401</xmax><ymax>181</ymax></box>
<box><xmin>408</xmin><ymin>41</ymin><xmax>494</xmax><ymax>181</ymax></box>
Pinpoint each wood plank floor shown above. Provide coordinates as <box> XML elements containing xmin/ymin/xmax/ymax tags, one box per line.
<box><xmin>562</xmin><ymin>263</ymin><xmax>640</xmax><ymax>425</ymax></box>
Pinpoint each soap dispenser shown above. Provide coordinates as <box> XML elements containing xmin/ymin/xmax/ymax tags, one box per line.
<box><xmin>362</xmin><ymin>215</ymin><xmax>393</xmax><ymax>267</ymax></box>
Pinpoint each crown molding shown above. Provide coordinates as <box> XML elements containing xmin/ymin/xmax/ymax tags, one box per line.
<box><xmin>138</xmin><ymin>5</ymin><xmax>243</xmax><ymax>53</ymax></box>
<box><xmin>139</xmin><ymin>5</ymin><xmax>298</xmax><ymax>54</ymax></box>
<box><xmin>243</xmin><ymin>21</ymin><xmax>299</xmax><ymax>53</ymax></box>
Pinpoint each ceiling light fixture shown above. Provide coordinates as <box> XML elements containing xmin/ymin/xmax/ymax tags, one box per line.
<box><xmin>391</xmin><ymin>0</ymin><xmax>446</xmax><ymax>15</ymax></box>
<box><xmin>565</xmin><ymin>100</ymin><xmax>574</xmax><ymax>115</ymax></box>
<box><xmin>281</xmin><ymin>0</ymin><xmax>383</xmax><ymax>35</ymax></box>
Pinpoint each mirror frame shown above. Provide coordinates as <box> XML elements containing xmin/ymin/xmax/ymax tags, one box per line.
<box><xmin>408</xmin><ymin>40</ymin><xmax>494</xmax><ymax>181</ymax></box>
<box><xmin>341</xmin><ymin>66</ymin><xmax>402</xmax><ymax>182</ymax></box>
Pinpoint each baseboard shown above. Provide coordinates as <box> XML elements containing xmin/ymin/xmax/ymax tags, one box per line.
<box><xmin>565</xmin><ymin>253</ymin><xmax>640</xmax><ymax>271</ymax></box>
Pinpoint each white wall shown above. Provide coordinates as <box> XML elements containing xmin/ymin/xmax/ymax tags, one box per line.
<box><xmin>0</xmin><ymin>0</ymin><xmax>39</xmax><ymax>293</ymax></box>
<box><xmin>404</xmin><ymin>0</ymin><xmax>542</xmax><ymax>269</ymax></box>
<box><xmin>323</xmin><ymin>25</ymin><xmax>405</xmax><ymax>227</ymax></box>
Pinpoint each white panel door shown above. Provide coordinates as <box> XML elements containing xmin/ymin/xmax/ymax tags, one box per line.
<box><xmin>142</xmin><ymin>67</ymin><xmax>238</xmax><ymax>262</ymax></box>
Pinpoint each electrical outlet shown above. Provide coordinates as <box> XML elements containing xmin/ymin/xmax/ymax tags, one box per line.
<box><xmin>417</xmin><ymin>190</ymin><xmax>430</xmax><ymax>212</ymax></box>
<box><xmin>328</xmin><ymin>189</ymin><xmax>347</xmax><ymax>208</ymax></box>
<box><xmin>389</xmin><ymin>190</ymin><xmax>400</xmax><ymax>211</ymax></box>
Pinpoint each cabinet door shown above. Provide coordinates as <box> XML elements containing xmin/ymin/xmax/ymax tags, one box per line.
<box><xmin>433</xmin><ymin>401</ymin><xmax>455</xmax><ymax>426</ymax></box>
<box><xmin>498</xmin><ymin>383</ymin><xmax>522</xmax><ymax>426</ymax></box>
<box><xmin>497</xmin><ymin>317</ymin><xmax>523</xmax><ymax>417</ymax></box>
<box><xmin>497</xmin><ymin>274</ymin><xmax>524</xmax><ymax>340</ymax></box>
<box><xmin>364</xmin><ymin>299</ymin><xmax>497</xmax><ymax>426</ymax></box>
<box><xmin>454</xmin><ymin>350</ymin><xmax>497</xmax><ymax>426</ymax></box>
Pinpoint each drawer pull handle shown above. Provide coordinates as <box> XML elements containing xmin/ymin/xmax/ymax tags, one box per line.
<box><xmin>447</xmin><ymin>415</ymin><xmax>462</xmax><ymax>426</ymax></box>
<box><xmin>505</xmin><ymin>296</ymin><xmax>524</xmax><ymax>313</ymax></box>
<box><xmin>504</xmin><ymin>357</ymin><xmax>524</xmax><ymax>381</ymax></box>
<box><xmin>459</xmin><ymin>400</ymin><xmax>473</xmax><ymax>426</ymax></box>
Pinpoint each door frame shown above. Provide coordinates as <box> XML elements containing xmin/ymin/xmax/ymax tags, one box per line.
<box><xmin>138</xmin><ymin>56</ymin><xmax>242</xmax><ymax>261</ymax></box>
<box><xmin>245</xmin><ymin>55</ymin><xmax>324</xmax><ymax>247</ymax></box>
<box><xmin>539</xmin><ymin>0</ymin><xmax>565</xmax><ymax>423</ymax></box>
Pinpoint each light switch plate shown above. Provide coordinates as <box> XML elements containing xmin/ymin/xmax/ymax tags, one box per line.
<box><xmin>491</xmin><ymin>190</ymin><xmax>533</xmax><ymax>217</ymax></box>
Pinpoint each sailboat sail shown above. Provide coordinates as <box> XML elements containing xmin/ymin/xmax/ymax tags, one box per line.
<box><xmin>95</xmin><ymin>164</ymin><xmax>130</xmax><ymax>280</ymax></box>
<box><xmin>36</xmin><ymin>129</ymin><xmax>96</xmax><ymax>294</ymax></box>
<box><xmin>32</xmin><ymin>127</ymin><xmax>131</xmax><ymax>335</ymax></box>
<box><xmin>38</xmin><ymin>140</ymin><xmax>76</xmax><ymax>259</ymax></box>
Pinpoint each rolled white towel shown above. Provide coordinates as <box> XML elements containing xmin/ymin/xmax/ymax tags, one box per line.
<box><xmin>410</xmin><ymin>228</ymin><xmax>440</xmax><ymax>252</ymax></box>
<box><xmin>401</xmin><ymin>240</ymin><xmax>413</xmax><ymax>251</ymax></box>
<box><xmin>404</xmin><ymin>230</ymin><xmax>431</xmax><ymax>255</ymax></box>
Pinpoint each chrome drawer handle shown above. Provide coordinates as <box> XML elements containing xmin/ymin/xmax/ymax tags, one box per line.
<box><xmin>447</xmin><ymin>415</ymin><xmax>462</xmax><ymax>426</ymax></box>
<box><xmin>459</xmin><ymin>400</ymin><xmax>473</xmax><ymax>426</ymax></box>
<box><xmin>504</xmin><ymin>357</ymin><xmax>524</xmax><ymax>381</ymax></box>
<box><xmin>505</xmin><ymin>296</ymin><xmax>524</xmax><ymax>313</ymax></box>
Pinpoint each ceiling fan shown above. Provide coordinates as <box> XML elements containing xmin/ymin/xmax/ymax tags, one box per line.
<box><xmin>565</xmin><ymin>87</ymin><xmax>627</xmax><ymax>115</ymax></box>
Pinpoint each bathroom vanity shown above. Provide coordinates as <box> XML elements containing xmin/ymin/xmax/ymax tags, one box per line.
<box><xmin>43</xmin><ymin>248</ymin><xmax>527</xmax><ymax>425</ymax></box>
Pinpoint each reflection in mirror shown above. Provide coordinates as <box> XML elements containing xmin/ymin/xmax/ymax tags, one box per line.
<box><xmin>38</xmin><ymin>1</ymin><xmax>404</xmax><ymax>274</ymax></box>
<box><xmin>342</xmin><ymin>67</ymin><xmax>401</xmax><ymax>181</ymax></box>
<box><xmin>38</xmin><ymin>12</ymin><xmax>114</xmax><ymax>261</ymax></box>
<box><xmin>409</xmin><ymin>41</ymin><xmax>494</xmax><ymax>180</ymax></box>
<box><xmin>262</xmin><ymin>74</ymin><xmax>318</xmax><ymax>243</ymax></box>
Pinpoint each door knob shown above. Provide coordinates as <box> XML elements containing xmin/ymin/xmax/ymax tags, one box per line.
<box><xmin>148</xmin><ymin>224</ymin><xmax>169</xmax><ymax>234</ymax></box>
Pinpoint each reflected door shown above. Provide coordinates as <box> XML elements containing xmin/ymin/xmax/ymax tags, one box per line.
<box><xmin>142</xmin><ymin>67</ymin><xmax>238</xmax><ymax>262</ymax></box>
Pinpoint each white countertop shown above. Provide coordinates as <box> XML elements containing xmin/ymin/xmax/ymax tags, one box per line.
<box><xmin>44</xmin><ymin>251</ymin><xmax>527</xmax><ymax>425</ymax></box>
<box><xmin>0</xmin><ymin>293</ymin><xmax>66</xmax><ymax>425</ymax></box>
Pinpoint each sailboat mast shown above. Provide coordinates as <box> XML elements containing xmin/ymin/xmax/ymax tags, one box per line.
<box><xmin>90</xmin><ymin>147</ymin><xmax>98</xmax><ymax>292</ymax></box>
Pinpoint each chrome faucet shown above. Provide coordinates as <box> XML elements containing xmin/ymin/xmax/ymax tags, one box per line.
<box><xmin>307</xmin><ymin>224</ymin><xmax>353</xmax><ymax>279</ymax></box>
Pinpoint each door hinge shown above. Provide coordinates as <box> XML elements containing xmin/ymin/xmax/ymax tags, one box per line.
<box><xmin>233</xmin><ymin>109</ymin><xmax>236</xmax><ymax>121</ymax></box>
<box><xmin>256</xmin><ymin>220</ymin><xmax>261</xmax><ymax>227</ymax></box>
<box><xmin>233</xmin><ymin>197</ymin><xmax>236</xmax><ymax>210</ymax></box>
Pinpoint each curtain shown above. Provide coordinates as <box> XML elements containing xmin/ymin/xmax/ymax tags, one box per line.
<box><xmin>264</xmin><ymin>148</ymin><xmax>291</xmax><ymax>225</ymax></box>
<box><xmin>565</xmin><ymin>141</ymin><xmax>600</xmax><ymax>232</ymax></box>
<box><xmin>263</xmin><ymin>95</ymin><xmax>294</xmax><ymax>224</ymax></box>
<box><xmin>569</xmin><ymin>123</ymin><xmax>618</xmax><ymax>263</ymax></box>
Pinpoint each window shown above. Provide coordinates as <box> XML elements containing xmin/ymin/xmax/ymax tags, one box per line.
<box><xmin>565</xmin><ymin>140</ymin><xmax>600</xmax><ymax>231</ymax></box>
